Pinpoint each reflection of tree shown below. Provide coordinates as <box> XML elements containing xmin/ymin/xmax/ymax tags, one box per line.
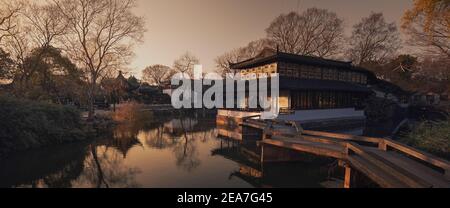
<box><xmin>172</xmin><ymin>116</ymin><xmax>218</xmax><ymax>171</ymax></box>
<box><xmin>172</xmin><ymin>116</ymin><xmax>200</xmax><ymax>172</ymax></box>
<box><xmin>137</xmin><ymin>113</ymin><xmax>217</xmax><ymax>172</ymax></box>
<box><xmin>40</xmin><ymin>159</ymin><xmax>85</xmax><ymax>188</ymax></box>
<box><xmin>173</xmin><ymin>135</ymin><xmax>200</xmax><ymax>172</ymax></box>
<box><xmin>140</xmin><ymin>125</ymin><xmax>177</xmax><ymax>149</ymax></box>
<box><xmin>74</xmin><ymin>121</ymin><xmax>146</xmax><ymax>188</ymax></box>
<box><xmin>52</xmin><ymin>114</ymin><xmax>145</xmax><ymax>191</ymax></box>
<box><xmin>75</xmin><ymin>145</ymin><xmax>141</xmax><ymax>188</ymax></box>
<box><xmin>91</xmin><ymin>145</ymin><xmax>109</xmax><ymax>188</ymax></box>
<box><xmin>0</xmin><ymin>113</ymin><xmax>220</xmax><ymax>188</ymax></box>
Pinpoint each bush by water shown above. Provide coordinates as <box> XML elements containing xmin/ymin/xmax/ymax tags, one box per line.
<box><xmin>0</xmin><ymin>96</ymin><xmax>86</xmax><ymax>157</ymax></box>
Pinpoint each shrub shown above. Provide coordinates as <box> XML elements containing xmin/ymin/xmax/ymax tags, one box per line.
<box><xmin>400</xmin><ymin>119</ymin><xmax>450</xmax><ymax>159</ymax></box>
<box><xmin>0</xmin><ymin>96</ymin><xmax>85</xmax><ymax>157</ymax></box>
<box><xmin>364</xmin><ymin>96</ymin><xmax>397</xmax><ymax>123</ymax></box>
<box><xmin>112</xmin><ymin>101</ymin><xmax>144</xmax><ymax>122</ymax></box>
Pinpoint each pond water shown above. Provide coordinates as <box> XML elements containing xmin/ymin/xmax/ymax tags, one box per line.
<box><xmin>0</xmin><ymin>113</ymin><xmax>389</xmax><ymax>188</ymax></box>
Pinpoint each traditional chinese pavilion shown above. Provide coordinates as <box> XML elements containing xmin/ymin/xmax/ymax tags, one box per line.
<box><xmin>218</xmin><ymin>49</ymin><xmax>376</xmax><ymax>130</ymax></box>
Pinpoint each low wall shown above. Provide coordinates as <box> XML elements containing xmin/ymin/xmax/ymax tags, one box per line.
<box><xmin>217</xmin><ymin>108</ymin><xmax>366</xmax><ymax>133</ymax></box>
<box><xmin>218</xmin><ymin>108</ymin><xmax>365</xmax><ymax>122</ymax></box>
<box><xmin>217</xmin><ymin>109</ymin><xmax>261</xmax><ymax>118</ymax></box>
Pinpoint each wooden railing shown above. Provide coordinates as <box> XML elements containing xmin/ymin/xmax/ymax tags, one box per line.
<box><xmin>344</xmin><ymin>141</ymin><xmax>434</xmax><ymax>188</ymax></box>
<box><xmin>244</xmin><ymin>118</ymin><xmax>450</xmax><ymax>178</ymax></box>
<box><xmin>243</xmin><ymin>117</ymin><xmax>450</xmax><ymax>187</ymax></box>
<box><xmin>302</xmin><ymin>130</ymin><xmax>450</xmax><ymax>178</ymax></box>
<box><xmin>243</xmin><ymin>117</ymin><xmax>450</xmax><ymax>174</ymax></box>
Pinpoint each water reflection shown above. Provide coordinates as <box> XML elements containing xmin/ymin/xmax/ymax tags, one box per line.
<box><xmin>0</xmin><ymin>141</ymin><xmax>87</xmax><ymax>188</ymax></box>
<box><xmin>138</xmin><ymin>116</ymin><xmax>217</xmax><ymax>172</ymax></box>
<box><xmin>211</xmin><ymin>137</ymin><xmax>341</xmax><ymax>188</ymax></box>
<box><xmin>73</xmin><ymin>145</ymin><xmax>141</xmax><ymax>188</ymax></box>
<box><xmin>0</xmin><ymin>113</ymin><xmax>349</xmax><ymax>188</ymax></box>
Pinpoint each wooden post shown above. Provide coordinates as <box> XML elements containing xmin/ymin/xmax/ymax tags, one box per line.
<box><xmin>378</xmin><ymin>140</ymin><xmax>387</xmax><ymax>151</ymax></box>
<box><xmin>262</xmin><ymin>132</ymin><xmax>268</xmax><ymax>140</ymax></box>
<box><xmin>260</xmin><ymin>144</ymin><xmax>265</xmax><ymax>163</ymax></box>
<box><xmin>344</xmin><ymin>143</ymin><xmax>351</xmax><ymax>155</ymax></box>
<box><xmin>344</xmin><ymin>165</ymin><xmax>352</xmax><ymax>188</ymax></box>
<box><xmin>338</xmin><ymin>160</ymin><xmax>346</xmax><ymax>167</ymax></box>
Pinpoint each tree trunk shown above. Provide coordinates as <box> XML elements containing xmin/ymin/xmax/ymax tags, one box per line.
<box><xmin>87</xmin><ymin>75</ymin><xmax>97</xmax><ymax>120</ymax></box>
<box><xmin>88</xmin><ymin>96</ymin><xmax>95</xmax><ymax>120</ymax></box>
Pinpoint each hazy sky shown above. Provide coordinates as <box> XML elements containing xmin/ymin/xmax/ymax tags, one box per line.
<box><xmin>130</xmin><ymin>0</ymin><xmax>414</xmax><ymax>77</ymax></box>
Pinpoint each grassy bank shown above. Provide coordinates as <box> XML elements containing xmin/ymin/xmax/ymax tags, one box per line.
<box><xmin>400</xmin><ymin>119</ymin><xmax>450</xmax><ymax>159</ymax></box>
<box><xmin>0</xmin><ymin>96</ymin><xmax>86</xmax><ymax>157</ymax></box>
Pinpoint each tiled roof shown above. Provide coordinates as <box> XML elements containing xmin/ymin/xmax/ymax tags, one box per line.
<box><xmin>230</xmin><ymin>51</ymin><xmax>371</xmax><ymax>74</ymax></box>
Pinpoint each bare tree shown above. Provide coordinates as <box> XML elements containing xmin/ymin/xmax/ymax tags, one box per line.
<box><xmin>402</xmin><ymin>0</ymin><xmax>450</xmax><ymax>58</ymax></box>
<box><xmin>0</xmin><ymin>48</ymin><xmax>14</xmax><ymax>79</ymax></box>
<box><xmin>215</xmin><ymin>48</ymin><xmax>242</xmax><ymax>76</ymax></box>
<box><xmin>266</xmin><ymin>8</ymin><xmax>344</xmax><ymax>58</ymax></box>
<box><xmin>241</xmin><ymin>39</ymin><xmax>274</xmax><ymax>58</ymax></box>
<box><xmin>142</xmin><ymin>64</ymin><xmax>174</xmax><ymax>86</ymax></box>
<box><xmin>53</xmin><ymin>0</ymin><xmax>145</xmax><ymax>119</ymax></box>
<box><xmin>173</xmin><ymin>52</ymin><xmax>199</xmax><ymax>77</ymax></box>
<box><xmin>418</xmin><ymin>55</ymin><xmax>450</xmax><ymax>82</ymax></box>
<box><xmin>2</xmin><ymin>2</ymin><xmax>69</xmax><ymax>93</ymax></box>
<box><xmin>2</xmin><ymin>15</ymin><xmax>31</xmax><ymax>90</ymax></box>
<box><xmin>215</xmin><ymin>39</ymin><xmax>272</xmax><ymax>76</ymax></box>
<box><xmin>0</xmin><ymin>0</ymin><xmax>22</xmax><ymax>43</ymax></box>
<box><xmin>22</xmin><ymin>2</ymin><xmax>67</xmax><ymax>49</ymax></box>
<box><xmin>0</xmin><ymin>1</ymin><xmax>24</xmax><ymax>83</ymax></box>
<box><xmin>346</xmin><ymin>12</ymin><xmax>401</xmax><ymax>65</ymax></box>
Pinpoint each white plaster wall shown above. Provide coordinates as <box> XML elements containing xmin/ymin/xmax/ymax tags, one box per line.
<box><xmin>218</xmin><ymin>108</ymin><xmax>365</xmax><ymax>122</ymax></box>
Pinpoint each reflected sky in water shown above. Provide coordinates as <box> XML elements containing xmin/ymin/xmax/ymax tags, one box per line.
<box><xmin>0</xmin><ymin>114</ymin><xmax>339</xmax><ymax>188</ymax></box>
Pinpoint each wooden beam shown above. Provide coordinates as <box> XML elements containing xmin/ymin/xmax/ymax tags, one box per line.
<box><xmin>384</xmin><ymin>139</ymin><xmax>450</xmax><ymax>171</ymax></box>
<box><xmin>271</xmin><ymin>134</ymin><xmax>342</xmax><ymax>146</ymax></box>
<box><xmin>262</xmin><ymin>139</ymin><xmax>345</xmax><ymax>159</ymax></box>
<box><xmin>344</xmin><ymin>165</ymin><xmax>352</xmax><ymax>188</ymax></box>
<box><xmin>303</xmin><ymin>130</ymin><xmax>381</xmax><ymax>144</ymax></box>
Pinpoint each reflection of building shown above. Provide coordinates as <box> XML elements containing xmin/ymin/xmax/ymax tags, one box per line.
<box><xmin>218</xmin><ymin>49</ymin><xmax>375</xmax><ymax>132</ymax></box>
<box><xmin>98</xmin><ymin>126</ymin><xmax>143</xmax><ymax>159</ymax></box>
<box><xmin>211</xmin><ymin>140</ymin><xmax>265</xmax><ymax>187</ymax></box>
<box><xmin>108</xmin><ymin>135</ymin><xmax>143</xmax><ymax>159</ymax></box>
<box><xmin>212</xmin><ymin>138</ymin><xmax>335</xmax><ymax>188</ymax></box>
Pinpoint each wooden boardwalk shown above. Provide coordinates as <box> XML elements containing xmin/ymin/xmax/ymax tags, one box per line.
<box><xmin>242</xmin><ymin>119</ymin><xmax>450</xmax><ymax>188</ymax></box>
